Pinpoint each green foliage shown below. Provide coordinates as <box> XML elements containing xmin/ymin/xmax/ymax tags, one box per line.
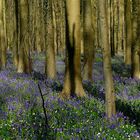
<box><xmin>0</xmin><ymin>91</ymin><xmax>139</xmax><ymax>139</ymax></box>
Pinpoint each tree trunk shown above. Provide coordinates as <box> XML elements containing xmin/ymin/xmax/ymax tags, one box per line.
<box><xmin>13</xmin><ymin>0</ymin><xmax>19</xmax><ymax>67</ymax></box>
<box><xmin>131</xmin><ymin>0</ymin><xmax>140</xmax><ymax>79</ymax></box>
<box><xmin>124</xmin><ymin>0</ymin><xmax>132</xmax><ymax>64</ymax></box>
<box><xmin>0</xmin><ymin>0</ymin><xmax>7</xmax><ymax>69</ymax></box>
<box><xmin>17</xmin><ymin>0</ymin><xmax>31</xmax><ymax>73</ymax></box>
<box><xmin>83</xmin><ymin>0</ymin><xmax>95</xmax><ymax>81</ymax></box>
<box><xmin>60</xmin><ymin>0</ymin><xmax>86</xmax><ymax>98</ymax></box>
<box><xmin>117</xmin><ymin>0</ymin><xmax>124</xmax><ymax>54</ymax></box>
<box><xmin>98</xmin><ymin>0</ymin><xmax>116</xmax><ymax>118</ymax></box>
<box><xmin>110</xmin><ymin>0</ymin><xmax>115</xmax><ymax>57</ymax></box>
<box><xmin>35</xmin><ymin>0</ymin><xmax>43</xmax><ymax>53</ymax></box>
<box><xmin>45</xmin><ymin>0</ymin><xmax>56</xmax><ymax>79</ymax></box>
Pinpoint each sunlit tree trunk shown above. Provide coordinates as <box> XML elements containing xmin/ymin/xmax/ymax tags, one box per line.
<box><xmin>83</xmin><ymin>0</ymin><xmax>95</xmax><ymax>81</ymax></box>
<box><xmin>132</xmin><ymin>0</ymin><xmax>140</xmax><ymax>79</ymax></box>
<box><xmin>61</xmin><ymin>0</ymin><xmax>86</xmax><ymax>98</ymax></box>
<box><xmin>98</xmin><ymin>0</ymin><xmax>116</xmax><ymax>118</ymax></box>
<box><xmin>45</xmin><ymin>0</ymin><xmax>56</xmax><ymax>79</ymax></box>
<box><xmin>0</xmin><ymin>0</ymin><xmax>7</xmax><ymax>69</ymax></box>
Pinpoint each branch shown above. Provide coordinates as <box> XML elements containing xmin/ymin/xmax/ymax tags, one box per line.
<box><xmin>38</xmin><ymin>83</ymin><xmax>49</xmax><ymax>130</ymax></box>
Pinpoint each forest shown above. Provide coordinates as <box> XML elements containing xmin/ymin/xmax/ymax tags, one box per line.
<box><xmin>0</xmin><ymin>0</ymin><xmax>140</xmax><ymax>139</ymax></box>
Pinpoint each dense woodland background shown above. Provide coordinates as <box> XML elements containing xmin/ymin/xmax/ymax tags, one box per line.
<box><xmin>0</xmin><ymin>0</ymin><xmax>140</xmax><ymax>139</ymax></box>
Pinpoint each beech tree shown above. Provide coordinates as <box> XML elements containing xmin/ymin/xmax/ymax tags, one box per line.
<box><xmin>83</xmin><ymin>0</ymin><xmax>95</xmax><ymax>81</ymax></box>
<box><xmin>0</xmin><ymin>0</ymin><xmax>7</xmax><ymax>69</ymax></box>
<box><xmin>131</xmin><ymin>0</ymin><xmax>140</xmax><ymax>79</ymax></box>
<box><xmin>52</xmin><ymin>0</ymin><xmax>64</xmax><ymax>56</ymax></box>
<box><xmin>98</xmin><ymin>0</ymin><xmax>116</xmax><ymax>118</ymax></box>
<box><xmin>35</xmin><ymin>0</ymin><xmax>45</xmax><ymax>53</ymax></box>
<box><xmin>17</xmin><ymin>0</ymin><xmax>32</xmax><ymax>73</ymax></box>
<box><xmin>45</xmin><ymin>0</ymin><xmax>56</xmax><ymax>79</ymax></box>
<box><xmin>13</xmin><ymin>0</ymin><xmax>19</xmax><ymax>67</ymax></box>
<box><xmin>124</xmin><ymin>0</ymin><xmax>132</xmax><ymax>65</ymax></box>
<box><xmin>61</xmin><ymin>0</ymin><xmax>86</xmax><ymax>98</ymax></box>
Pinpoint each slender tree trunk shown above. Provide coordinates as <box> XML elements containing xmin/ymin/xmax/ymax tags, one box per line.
<box><xmin>29</xmin><ymin>0</ymin><xmax>36</xmax><ymax>52</ymax></box>
<box><xmin>98</xmin><ymin>0</ymin><xmax>116</xmax><ymax>118</ymax></box>
<box><xmin>124</xmin><ymin>0</ymin><xmax>132</xmax><ymax>64</ymax></box>
<box><xmin>131</xmin><ymin>0</ymin><xmax>140</xmax><ymax>79</ymax></box>
<box><xmin>13</xmin><ymin>0</ymin><xmax>19</xmax><ymax>67</ymax></box>
<box><xmin>61</xmin><ymin>0</ymin><xmax>86</xmax><ymax>98</ymax></box>
<box><xmin>91</xmin><ymin>0</ymin><xmax>97</xmax><ymax>49</ymax></box>
<box><xmin>114</xmin><ymin>0</ymin><xmax>118</xmax><ymax>54</ymax></box>
<box><xmin>0</xmin><ymin>0</ymin><xmax>7</xmax><ymax>69</ymax></box>
<box><xmin>35</xmin><ymin>0</ymin><xmax>42</xmax><ymax>53</ymax></box>
<box><xmin>52</xmin><ymin>0</ymin><xmax>63</xmax><ymax>56</ymax></box>
<box><xmin>45</xmin><ymin>0</ymin><xmax>56</xmax><ymax>79</ymax></box>
<box><xmin>118</xmin><ymin>0</ymin><xmax>124</xmax><ymax>54</ymax></box>
<box><xmin>110</xmin><ymin>0</ymin><xmax>115</xmax><ymax>56</ymax></box>
<box><xmin>83</xmin><ymin>0</ymin><xmax>94</xmax><ymax>81</ymax></box>
<box><xmin>52</xmin><ymin>0</ymin><xmax>57</xmax><ymax>55</ymax></box>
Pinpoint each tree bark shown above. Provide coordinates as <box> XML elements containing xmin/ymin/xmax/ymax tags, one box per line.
<box><xmin>61</xmin><ymin>0</ymin><xmax>86</xmax><ymax>98</ymax></box>
<box><xmin>124</xmin><ymin>0</ymin><xmax>132</xmax><ymax>64</ymax></box>
<box><xmin>131</xmin><ymin>0</ymin><xmax>140</xmax><ymax>79</ymax></box>
<box><xmin>83</xmin><ymin>0</ymin><xmax>95</xmax><ymax>81</ymax></box>
<box><xmin>98</xmin><ymin>0</ymin><xmax>116</xmax><ymax>118</ymax></box>
<box><xmin>45</xmin><ymin>0</ymin><xmax>56</xmax><ymax>79</ymax></box>
<box><xmin>0</xmin><ymin>0</ymin><xmax>7</xmax><ymax>69</ymax></box>
<box><xmin>17</xmin><ymin>0</ymin><xmax>31</xmax><ymax>73</ymax></box>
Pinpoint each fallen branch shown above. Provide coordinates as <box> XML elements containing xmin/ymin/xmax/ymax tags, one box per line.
<box><xmin>38</xmin><ymin>83</ymin><xmax>49</xmax><ymax>130</ymax></box>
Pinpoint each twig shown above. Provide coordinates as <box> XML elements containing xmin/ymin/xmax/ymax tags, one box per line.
<box><xmin>38</xmin><ymin>83</ymin><xmax>49</xmax><ymax>130</ymax></box>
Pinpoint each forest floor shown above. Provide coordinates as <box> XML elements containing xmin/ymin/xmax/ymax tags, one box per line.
<box><xmin>0</xmin><ymin>51</ymin><xmax>140</xmax><ymax>139</ymax></box>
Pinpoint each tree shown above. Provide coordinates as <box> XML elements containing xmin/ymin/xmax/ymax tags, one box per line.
<box><xmin>60</xmin><ymin>0</ymin><xmax>86</xmax><ymax>98</ymax></box>
<box><xmin>17</xmin><ymin>0</ymin><xmax>32</xmax><ymax>73</ymax></box>
<box><xmin>35</xmin><ymin>0</ymin><xmax>45</xmax><ymax>53</ymax></box>
<box><xmin>98</xmin><ymin>0</ymin><xmax>116</xmax><ymax>118</ymax></box>
<box><xmin>45</xmin><ymin>0</ymin><xmax>56</xmax><ymax>79</ymax></box>
<box><xmin>52</xmin><ymin>0</ymin><xmax>64</xmax><ymax>56</ymax></box>
<box><xmin>109</xmin><ymin>0</ymin><xmax>115</xmax><ymax>56</ymax></box>
<box><xmin>117</xmin><ymin>0</ymin><xmax>125</xmax><ymax>54</ymax></box>
<box><xmin>83</xmin><ymin>0</ymin><xmax>95</xmax><ymax>81</ymax></box>
<box><xmin>13</xmin><ymin>0</ymin><xmax>18</xmax><ymax>67</ymax></box>
<box><xmin>124</xmin><ymin>0</ymin><xmax>132</xmax><ymax>65</ymax></box>
<box><xmin>131</xmin><ymin>0</ymin><xmax>140</xmax><ymax>79</ymax></box>
<box><xmin>0</xmin><ymin>0</ymin><xmax>7</xmax><ymax>69</ymax></box>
